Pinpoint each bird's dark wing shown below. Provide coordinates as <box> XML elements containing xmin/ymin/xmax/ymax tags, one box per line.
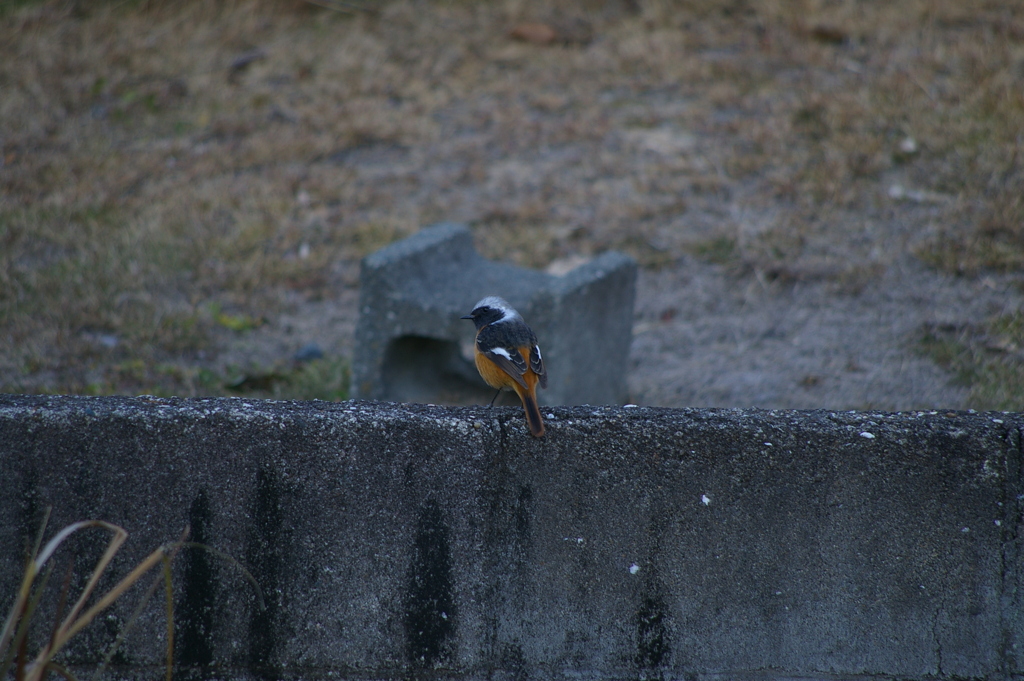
<box><xmin>530</xmin><ymin>344</ymin><xmax>547</xmax><ymax>389</ymax></box>
<box><xmin>477</xmin><ymin>325</ymin><xmax>530</xmax><ymax>389</ymax></box>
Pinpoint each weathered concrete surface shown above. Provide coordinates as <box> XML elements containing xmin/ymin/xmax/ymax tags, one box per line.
<box><xmin>0</xmin><ymin>394</ymin><xmax>1022</xmax><ymax>680</ymax></box>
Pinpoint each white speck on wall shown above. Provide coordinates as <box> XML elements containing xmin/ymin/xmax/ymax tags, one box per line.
<box><xmin>993</xmin><ymin>419</ymin><xmax>1004</xmax><ymax>424</ymax></box>
<box><xmin>764</xmin><ymin>442</ymin><xmax>772</xmax><ymax>447</ymax></box>
<box><xmin>441</xmin><ymin>612</ymin><xmax>448</xmax><ymax>620</ymax></box>
<box><xmin>629</xmin><ymin>563</ymin><xmax>640</xmax><ymax>575</ymax></box>
<box><xmin>860</xmin><ymin>432</ymin><xmax>875</xmax><ymax>439</ymax></box>
<box><xmin>702</xmin><ymin>494</ymin><xmax>711</xmax><ymax>506</ymax></box>
<box><xmin>624</xmin><ymin>404</ymin><xmax>638</xmax><ymax>408</ymax></box>
<box><xmin>962</xmin><ymin>527</ymin><xmax>970</xmax><ymax>533</ymax></box>
<box><xmin>995</xmin><ymin>520</ymin><xmax>1002</xmax><ymax>526</ymax></box>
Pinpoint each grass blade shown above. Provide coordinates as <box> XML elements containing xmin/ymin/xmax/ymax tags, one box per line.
<box><xmin>162</xmin><ymin>554</ymin><xmax>174</xmax><ymax>681</ymax></box>
<box><xmin>0</xmin><ymin>508</ymin><xmax>51</xmax><ymax>658</ymax></box>
<box><xmin>40</xmin><ymin>662</ymin><xmax>78</xmax><ymax>681</ymax></box>
<box><xmin>1</xmin><ymin>563</ymin><xmax>54</xmax><ymax>681</ymax></box>
<box><xmin>90</xmin><ymin>528</ymin><xmax>188</xmax><ymax>681</ymax></box>
<box><xmin>55</xmin><ymin>522</ymin><xmax>127</xmax><ymax>638</ymax></box>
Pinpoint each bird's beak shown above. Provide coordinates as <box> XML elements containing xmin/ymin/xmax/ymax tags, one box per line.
<box><xmin>460</xmin><ymin>314</ymin><xmax>474</xmax><ymax>320</ymax></box>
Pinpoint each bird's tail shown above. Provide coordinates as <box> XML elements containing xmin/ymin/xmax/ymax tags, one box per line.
<box><xmin>518</xmin><ymin>388</ymin><xmax>545</xmax><ymax>437</ymax></box>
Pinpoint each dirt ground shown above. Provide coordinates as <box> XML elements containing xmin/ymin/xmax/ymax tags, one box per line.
<box><xmin>2</xmin><ymin>0</ymin><xmax>1022</xmax><ymax>410</ymax></box>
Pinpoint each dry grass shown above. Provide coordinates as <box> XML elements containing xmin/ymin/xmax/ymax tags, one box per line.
<box><xmin>2</xmin><ymin>515</ymin><xmax>180</xmax><ymax>680</ymax></box>
<box><xmin>1</xmin><ymin>0</ymin><xmax>1022</xmax><ymax>396</ymax></box>
<box><xmin>2</xmin><ymin>509</ymin><xmax>263</xmax><ymax>679</ymax></box>
<box><xmin>917</xmin><ymin>312</ymin><xmax>1024</xmax><ymax>411</ymax></box>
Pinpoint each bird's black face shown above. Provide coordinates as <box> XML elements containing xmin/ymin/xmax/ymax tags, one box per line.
<box><xmin>461</xmin><ymin>305</ymin><xmax>504</xmax><ymax>330</ymax></box>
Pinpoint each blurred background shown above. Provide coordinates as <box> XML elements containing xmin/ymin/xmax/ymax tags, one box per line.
<box><xmin>1</xmin><ymin>0</ymin><xmax>1022</xmax><ymax>409</ymax></box>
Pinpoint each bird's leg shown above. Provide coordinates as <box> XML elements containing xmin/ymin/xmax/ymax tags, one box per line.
<box><xmin>488</xmin><ymin>387</ymin><xmax>502</xmax><ymax>407</ymax></box>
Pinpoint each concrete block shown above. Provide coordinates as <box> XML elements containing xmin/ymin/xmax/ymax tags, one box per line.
<box><xmin>351</xmin><ymin>222</ymin><xmax>637</xmax><ymax>406</ymax></box>
<box><xmin>0</xmin><ymin>395</ymin><xmax>1021</xmax><ymax>681</ymax></box>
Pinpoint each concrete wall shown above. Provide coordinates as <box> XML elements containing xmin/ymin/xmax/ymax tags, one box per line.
<box><xmin>0</xmin><ymin>394</ymin><xmax>1021</xmax><ymax>680</ymax></box>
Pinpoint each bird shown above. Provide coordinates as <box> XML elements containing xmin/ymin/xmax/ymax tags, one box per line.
<box><xmin>461</xmin><ymin>296</ymin><xmax>548</xmax><ymax>437</ymax></box>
